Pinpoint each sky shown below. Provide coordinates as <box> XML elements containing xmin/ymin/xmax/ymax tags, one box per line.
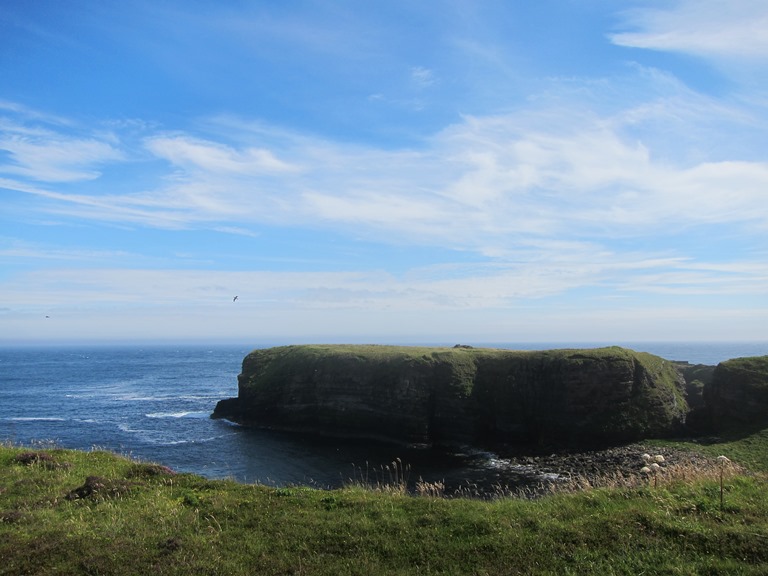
<box><xmin>1</xmin><ymin>0</ymin><xmax>767</xmax><ymax>345</ymax></box>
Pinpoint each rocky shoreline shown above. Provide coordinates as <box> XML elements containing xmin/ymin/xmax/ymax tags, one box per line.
<box><xmin>354</xmin><ymin>441</ymin><xmax>719</xmax><ymax>499</ymax></box>
<box><xmin>504</xmin><ymin>444</ymin><xmax>707</xmax><ymax>482</ymax></box>
<box><xmin>485</xmin><ymin>442</ymin><xmax>715</xmax><ymax>493</ymax></box>
<box><xmin>408</xmin><ymin>443</ymin><xmax>716</xmax><ymax>499</ymax></box>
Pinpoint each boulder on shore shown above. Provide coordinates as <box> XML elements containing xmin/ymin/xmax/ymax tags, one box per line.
<box><xmin>213</xmin><ymin>345</ymin><xmax>689</xmax><ymax>448</ymax></box>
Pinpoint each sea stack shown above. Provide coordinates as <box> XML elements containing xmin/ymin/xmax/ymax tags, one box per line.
<box><xmin>213</xmin><ymin>345</ymin><xmax>690</xmax><ymax>448</ymax></box>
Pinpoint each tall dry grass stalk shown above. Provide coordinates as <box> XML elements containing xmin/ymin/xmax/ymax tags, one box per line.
<box><xmin>346</xmin><ymin>458</ymin><xmax>411</xmax><ymax>495</ymax></box>
<box><xmin>346</xmin><ymin>453</ymin><xmax>751</xmax><ymax>501</ymax></box>
<box><xmin>415</xmin><ymin>478</ymin><xmax>445</xmax><ymax>498</ymax></box>
<box><xmin>543</xmin><ymin>458</ymin><xmax>746</xmax><ymax>495</ymax></box>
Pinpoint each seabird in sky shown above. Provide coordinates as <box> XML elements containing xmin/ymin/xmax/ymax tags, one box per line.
<box><xmin>233</xmin><ymin>296</ymin><xmax>238</xmax><ymax>302</ymax></box>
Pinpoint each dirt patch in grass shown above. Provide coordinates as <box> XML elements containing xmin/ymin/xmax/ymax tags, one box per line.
<box><xmin>65</xmin><ymin>475</ymin><xmax>137</xmax><ymax>501</ymax></box>
<box><xmin>0</xmin><ymin>510</ymin><xmax>26</xmax><ymax>523</ymax></box>
<box><xmin>125</xmin><ymin>462</ymin><xmax>176</xmax><ymax>479</ymax></box>
<box><xmin>11</xmin><ymin>451</ymin><xmax>70</xmax><ymax>470</ymax></box>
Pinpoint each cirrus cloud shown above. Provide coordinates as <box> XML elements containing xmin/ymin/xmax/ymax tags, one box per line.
<box><xmin>611</xmin><ymin>0</ymin><xmax>768</xmax><ymax>61</ymax></box>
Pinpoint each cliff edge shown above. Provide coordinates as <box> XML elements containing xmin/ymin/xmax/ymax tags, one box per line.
<box><xmin>212</xmin><ymin>345</ymin><xmax>689</xmax><ymax>448</ymax></box>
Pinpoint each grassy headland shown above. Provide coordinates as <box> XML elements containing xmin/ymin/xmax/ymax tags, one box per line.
<box><xmin>2</xmin><ymin>432</ymin><xmax>768</xmax><ymax>575</ymax></box>
<box><xmin>223</xmin><ymin>345</ymin><xmax>689</xmax><ymax>447</ymax></box>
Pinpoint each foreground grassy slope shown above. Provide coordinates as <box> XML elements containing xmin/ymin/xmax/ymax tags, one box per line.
<box><xmin>2</xmin><ymin>440</ymin><xmax>768</xmax><ymax>575</ymax></box>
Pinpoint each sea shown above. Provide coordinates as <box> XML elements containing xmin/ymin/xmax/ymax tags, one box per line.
<box><xmin>1</xmin><ymin>341</ymin><xmax>765</xmax><ymax>494</ymax></box>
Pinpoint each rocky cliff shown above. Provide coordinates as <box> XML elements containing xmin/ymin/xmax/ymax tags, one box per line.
<box><xmin>673</xmin><ymin>362</ymin><xmax>716</xmax><ymax>432</ymax></box>
<box><xmin>212</xmin><ymin>345</ymin><xmax>689</xmax><ymax>448</ymax></box>
<box><xmin>705</xmin><ymin>355</ymin><xmax>768</xmax><ymax>431</ymax></box>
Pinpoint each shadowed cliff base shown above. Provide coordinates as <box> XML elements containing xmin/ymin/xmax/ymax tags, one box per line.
<box><xmin>213</xmin><ymin>345</ymin><xmax>692</xmax><ymax>450</ymax></box>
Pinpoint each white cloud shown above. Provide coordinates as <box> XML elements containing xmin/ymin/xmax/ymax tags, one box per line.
<box><xmin>611</xmin><ymin>0</ymin><xmax>768</xmax><ymax>60</ymax></box>
<box><xmin>0</xmin><ymin>128</ymin><xmax>123</xmax><ymax>182</ymax></box>
<box><xmin>0</xmin><ymin>100</ymin><xmax>74</xmax><ymax>126</ymax></box>
<box><xmin>2</xmin><ymin>246</ymin><xmax>763</xmax><ymax>315</ymax></box>
<box><xmin>2</xmin><ymin>52</ymin><xmax>767</xmax><ymax>344</ymax></box>
<box><xmin>2</xmin><ymin>259</ymin><xmax>766</xmax><ymax>343</ymax></box>
<box><xmin>5</xmin><ymin>74</ymin><xmax>767</xmax><ymax>252</ymax></box>
<box><xmin>0</xmin><ymin>241</ymin><xmax>131</xmax><ymax>263</ymax></box>
<box><xmin>6</xmin><ymin>75</ymin><xmax>767</xmax><ymax>245</ymax></box>
<box><xmin>411</xmin><ymin>66</ymin><xmax>436</xmax><ymax>88</ymax></box>
<box><xmin>3</xmin><ymin>3</ymin><xmax>767</xmax><ymax>344</ymax></box>
<box><xmin>145</xmin><ymin>135</ymin><xmax>299</xmax><ymax>174</ymax></box>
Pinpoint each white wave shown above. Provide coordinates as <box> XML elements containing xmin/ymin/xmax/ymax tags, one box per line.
<box><xmin>537</xmin><ymin>472</ymin><xmax>562</xmax><ymax>482</ymax></box>
<box><xmin>117</xmin><ymin>424</ymin><xmax>170</xmax><ymax>445</ymax></box>
<box><xmin>157</xmin><ymin>433</ymin><xmax>233</xmax><ymax>446</ymax></box>
<box><xmin>116</xmin><ymin>422</ymin><xmax>227</xmax><ymax>446</ymax></box>
<box><xmin>216</xmin><ymin>419</ymin><xmax>243</xmax><ymax>428</ymax></box>
<box><xmin>6</xmin><ymin>417</ymin><xmax>66</xmax><ymax>422</ymax></box>
<box><xmin>486</xmin><ymin>457</ymin><xmax>514</xmax><ymax>469</ymax></box>
<box><xmin>117</xmin><ymin>395</ymin><xmax>171</xmax><ymax>402</ymax></box>
<box><xmin>145</xmin><ymin>411</ymin><xmax>210</xmax><ymax>419</ymax></box>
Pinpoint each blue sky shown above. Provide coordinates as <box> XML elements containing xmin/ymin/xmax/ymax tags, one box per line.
<box><xmin>1</xmin><ymin>0</ymin><xmax>767</xmax><ymax>345</ymax></box>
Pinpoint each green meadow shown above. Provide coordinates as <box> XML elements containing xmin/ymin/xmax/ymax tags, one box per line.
<box><xmin>2</xmin><ymin>430</ymin><xmax>767</xmax><ymax>575</ymax></box>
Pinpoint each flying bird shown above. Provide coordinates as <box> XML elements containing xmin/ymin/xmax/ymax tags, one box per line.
<box><xmin>233</xmin><ymin>296</ymin><xmax>238</xmax><ymax>302</ymax></box>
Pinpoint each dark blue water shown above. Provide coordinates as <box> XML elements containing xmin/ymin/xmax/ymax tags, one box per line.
<box><xmin>1</xmin><ymin>342</ymin><xmax>765</xmax><ymax>492</ymax></box>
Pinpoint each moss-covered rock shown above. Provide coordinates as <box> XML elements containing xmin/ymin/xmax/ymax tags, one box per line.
<box><xmin>213</xmin><ymin>345</ymin><xmax>689</xmax><ymax>448</ymax></box>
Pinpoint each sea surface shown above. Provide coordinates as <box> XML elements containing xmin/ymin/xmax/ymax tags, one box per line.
<box><xmin>1</xmin><ymin>342</ymin><xmax>765</xmax><ymax>494</ymax></box>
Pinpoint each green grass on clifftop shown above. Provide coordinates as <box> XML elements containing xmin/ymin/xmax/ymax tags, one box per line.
<box><xmin>2</xmin><ymin>440</ymin><xmax>768</xmax><ymax>575</ymax></box>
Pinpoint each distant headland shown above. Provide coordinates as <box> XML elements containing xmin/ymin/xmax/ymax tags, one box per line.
<box><xmin>212</xmin><ymin>345</ymin><xmax>768</xmax><ymax>449</ymax></box>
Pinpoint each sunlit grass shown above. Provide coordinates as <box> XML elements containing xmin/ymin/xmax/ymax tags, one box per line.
<box><xmin>2</xmin><ymin>437</ymin><xmax>768</xmax><ymax>575</ymax></box>
<box><xmin>651</xmin><ymin>427</ymin><xmax>768</xmax><ymax>472</ymax></box>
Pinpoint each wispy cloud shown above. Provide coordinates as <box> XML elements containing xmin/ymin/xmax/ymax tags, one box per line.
<box><xmin>0</xmin><ymin>240</ymin><xmax>132</xmax><ymax>263</ymax></box>
<box><xmin>411</xmin><ymin>66</ymin><xmax>436</xmax><ymax>88</ymax></box>
<box><xmin>3</xmin><ymin>1</ymin><xmax>767</xmax><ymax>343</ymax></box>
<box><xmin>2</xmin><ymin>248</ymin><xmax>764</xmax><ymax>344</ymax></box>
<box><xmin>0</xmin><ymin>100</ymin><xmax>74</xmax><ymax>126</ymax></box>
<box><xmin>0</xmin><ymin>118</ymin><xmax>123</xmax><ymax>182</ymax></box>
<box><xmin>611</xmin><ymin>0</ymin><xmax>768</xmax><ymax>60</ymax></box>
<box><xmin>145</xmin><ymin>135</ymin><xmax>299</xmax><ymax>175</ymax></box>
<box><xmin>1</xmin><ymin>255</ymin><xmax>758</xmax><ymax>313</ymax></box>
<box><xmin>3</xmin><ymin>65</ymin><xmax>767</xmax><ymax>250</ymax></box>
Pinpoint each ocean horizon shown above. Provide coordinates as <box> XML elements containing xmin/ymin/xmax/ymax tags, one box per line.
<box><xmin>2</xmin><ymin>339</ymin><xmax>766</xmax><ymax>366</ymax></box>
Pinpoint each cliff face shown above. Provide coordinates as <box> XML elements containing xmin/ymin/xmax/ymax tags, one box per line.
<box><xmin>672</xmin><ymin>362</ymin><xmax>716</xmax><ymax>432</ymax></box>
<box><xmin>213</xmin><ymin>345</ymin><xmax>689</xmax><ymax>448</ymax></box>
<box><xmin>705</xmin><ymin>355</ymin><xmax>768</xmax><ymax>431</ymax></box>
